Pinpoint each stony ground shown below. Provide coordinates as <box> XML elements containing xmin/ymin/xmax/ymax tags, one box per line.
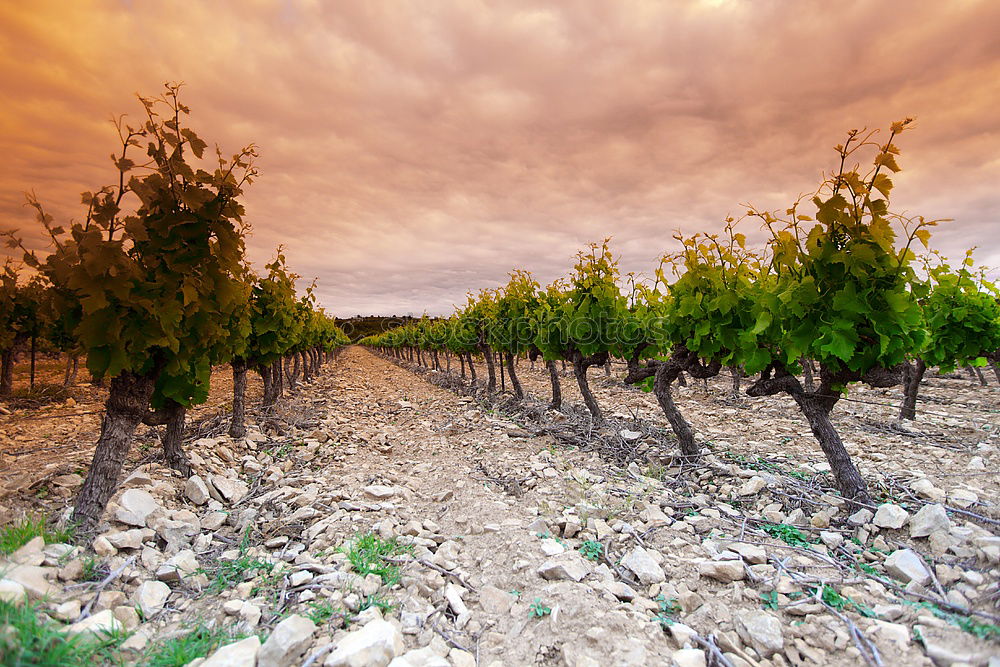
<box><xmin>1</xmin><ymin>346</ymin><xmax>999</xmax><ymax>666</ymax></box>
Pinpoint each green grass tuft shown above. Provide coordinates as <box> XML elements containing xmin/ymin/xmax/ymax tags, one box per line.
<box><xmin>0</xmin><ymin>515</ymin><xmax>74</xmax><ymax>555</ymax></box>
<box><xmin>143</xmin><ymin>620</ymin><xmax>251</xmax><ymax>667</ymax></box>
<box><xmin>341</xmin><ymin>533</ymin><xmax>413</xmax><ymax>586</ymax></box>
<box><xmin>0</xmin><ymin>599</ymin><xmax>127</xmax><ymax>666</ymax></box>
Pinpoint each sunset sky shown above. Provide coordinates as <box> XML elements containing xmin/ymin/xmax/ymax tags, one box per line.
<box><xmin>1</xmin><ymin>1</ymin><xmax>998</xmax><ymax>316</ymax></box>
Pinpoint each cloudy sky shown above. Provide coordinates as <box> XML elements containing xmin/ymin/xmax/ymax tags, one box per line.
<box><xmin>1</xmin><ymin>0</ymin><xmax>998</xmax><ymax>316</ymax></box>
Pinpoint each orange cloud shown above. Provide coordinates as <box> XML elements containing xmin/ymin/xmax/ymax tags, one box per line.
<box><xmin>2</xmin><ymin>0</ymin><xmax>998</xmax><ymax>314</ymax></box>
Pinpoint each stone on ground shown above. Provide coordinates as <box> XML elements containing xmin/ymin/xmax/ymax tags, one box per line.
<box><xmin>258</xmin><ymin>613</ymin><xmax>317</xmax><ymax>667</ymax></box>
<box><xmin>202</xmin><ymin>636</ymin><xmax>262</xmax><ymax>667</ymax></box>
<box><xmin>115</xmin><ymin>488</ymin><xmax>159</xmax><ymax>526</ymax></box>
<box><xmin>325</xmin><ymin>618</ymin><xmax>404</xmax><ymax>667</ymax></box>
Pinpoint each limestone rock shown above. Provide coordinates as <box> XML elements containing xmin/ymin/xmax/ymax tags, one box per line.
<box><xmin>363</xmin><ymin>485</ymin><xmax>396</xmax><ymax>500</ymax></box>
<box><xmin>185</xmin><ymin>475</ymin><xmax>211</xmax><ymax>505</ymax></box>
<box><xmin>912</xmin><ymin>478</ymin><xmax>945</xmax><ymax>502</ymax></box>
<box><xmin>3</xmin><ymin>564</ymin><xmax>58</xmax><ymax>599</ymax></box>
<box><xmin>910</xmin><ymin>504</ymin><xmax>950</xmax><ymax>538</ymax></box>
<box><xmin>621</xmin><ymin>546</ymin><xmax>665</xmax><ymax>584</ymax></box>
<box><xmin>115</xmin><ymin>488</ymin><xmax>159</xmax><ymax>526</ymax></box>
<box><xmin>65</xmin><ymin>609</ymin><xmax>123</xmax><ymax>637</ymax></box>
<box><xmin>537</xmin><ymin>553</ymin><xmax>591</xmax><ymax>582</ymax></box>
<box><xmin>156</xmin><ymin>549</ymin><xmax>200</xmax><ymax>581</ymax></box>
<box><xmin>134</xmin><ymin>580</ymin><xmax>170</xmax><ymax>617</ymax></box>
<box><xmin>872</xmin><ymin>503</ymin><xmax>909</xmax><ymax>529</ymax></box>
<box><xmin>737</xmin><ymin>476</ymin><xmax>766</xmax><ymax>496</ymax></box>
<box><xmin>698</xmin><ymin>559</ymin><xmax>744</xmax><ymax>583</ymax></box>
<box><xmin>209</xmin><ymin>475</ymin><xmax>250</xmax><ymax>504</ymax></box>
<box><xmin>734</xmin><ymin>610</ymin><xmax>784</xmax><ymax>658</ymax></box>
<box><xmin>325</xmin><ymin>618</ymin><xmax>404</xmax><ymax>667</ymax></box>
<box><xmin>478</xmin><ymin>585</ymin><xmax>514</xmax><ymax>615</ymax></box>
<box><xmin>884</xmin><ymin>548</ymin><xmax>930</xmax><ymax>586</ymax></box>
<box><xmin>0</xmin><ymin>579</ymin><xmax>27</xmax><ymax>605</ymax></box>
<box><xmin>258</xmin><ymin>613</ymin><xmax>316</xmax><ymax>667</ymax></box>
<box><xmin>202</xmin><ymin>636</ymin><xmax>262</xmax><ymax>667</ymax></box>
<box><xmin>847</xmin><ymin>508</ymin><xmax>873</xmax><ymax>526</ymax></box>
<box><xmin>672</xmin><ymin>648</ymin><xmax>707</xmax><ymax>667</ymax></box>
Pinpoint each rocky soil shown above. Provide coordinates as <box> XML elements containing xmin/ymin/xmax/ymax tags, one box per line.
<box><xmin>1</xmin><ymin>346</ymin><xmax>999</xmax><ymax>666</ymax></box>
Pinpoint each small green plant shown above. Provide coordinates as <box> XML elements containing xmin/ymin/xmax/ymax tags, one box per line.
<box><xmin>761</xmin><ymin>522</ymin><xmax>816</xmax><ymax>548</ymax></box>
<box><xmin>304</xmin><ymin>600</ymin><xmax>342</xmax><ymax>625</ymax></box>
<box><xmin>760</xmin><ymin>591</ymin><xmax>779</xmax><ymax>610</ymax></box>
<box><xmin>510</xmin><ymin>589</ymin><xmax>522</xmax><ymax>598</ymax></box>
<box><xmin>81</xmin><ymin>554</ymin><xmax>107</xmax><ymax>582</ymax></box>
<box><xmin>579</xmin><ymin>540</ymin><xmax>604</xmax><ymax>562</ymax></box>
<box><xmin>528</xmin><ymin>598</ymin><xmax>551</xmax><ymax>618</ymax></box>
<box><xmin>0</xmin><ymin>599</ymin><xmax>127</xmax><ymax>665</ymax></box>
<box><xmin>204</xmin><ymin>555</ymin><xmax>275</xmax><ymax>594</ymax></box>
<box><xmin>0</xmin><ymin>515</ymin><xmax>75</xmax><ymax>554</ymax></box>
<box><xmin>341</xmin><ymin>532</ymin><xmax>413</xmax><ymax>586</ymax></box>
<box><xmin>359</xmin><ymin>594</ymin><xmax>395</xmax><ymax>614</ymax></box>
<box><xmin>902</xmin><ymin>599</ymin><xmax>1000</xmax><ymax>641</ymax></box>
<box><xmin>144</xmin><ymin>620</ymin><xmax>251</xmax><ymax>667</ymax></box>
<box><xmin>654</xmin><ymin>594</ymin><xmax>681</xmax><ymax>629</ymax></box>
<box><xmin>812</xmin><ymin>585</ymin><xmax>876</xmax><ymax>618</ymax></box>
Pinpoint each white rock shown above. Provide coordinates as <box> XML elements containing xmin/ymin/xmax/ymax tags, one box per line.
<box><xmin>202</xmin><ymin>636</ymin><xmax>262</xmax><ymax>667</ymax></box>
<box><xmin>729</xmin><ymin>543</ymin><xmax>767</xmax><ymax>565</ymax></box>
<box><xmin>540</xmin><ymin>538</ymin><xmax>565</xmax><ymax>556</ymax></box>
<box><xmin>737</xmin><ymin>476</ymin><xmax>767</xmax><ymax>496</ymax></box>
<box><xmin>258</xmin><ymin>613</ymin><xmax>316</xmax><ymax>667</ymax></box>
<box><xmin>325</xmin><ymin>618</ymin><xmax>404</xmax><ymax>667</ymax></box>
<box><xmin>0</xmin><ymin>579</ymin><xmax>27</xmax><ymax>605</ymax></box>
<box><xmin>3</xmin><ymin>564</ymin><xmax>58</xmax><ymax>599</ymax></box>
<box><xmin>210</xmin><ymin>475</ymin><xmax>250</xmax><ymax>504</ymax></box>
<box><xmin>948</xmin><ymin>488</ymin><xmax>978</xmax><ymax>509</ymax></box>
<box><xmin>65</xmin><ymin>609</ymin><xmax>123</xmax><ymax>637</ymax></box>
<box><xmin>884</xmin><ymin>549</ymin><xmax>930</xmax><ymax>586</ymax></box>
<box><xmin>912</xmin><ymin>478</ymin><xmax>945</xmax><ymax>502</ymax></box>
<box><xmin>156</xmin><ymin>549</ymin><xmax>200</xmax><ymax>581</ymax></box>
<box><xmin>910</xmin><ymin>504</ymin><xmax>951</xmax><ymax>538</ymax></box>
<box><xmin>536</xmin><ymin>553</ymin><xmax>591</xmax><ymax>582</ymax></box>
<box><xmin>698</xmin><ymin>560</ymin><xmax>744</xmax><ymax>583</ymax></box>
<box><xmin>134</xmin><ymin>580</ymin><xmax>170</xmax><ymax>617</ymax></box>
<box><xmin>115</xmin><ymin>489</ymin><xmax>159</xmax><ymax>526</ymax></box>
<box><xmin>621</xmin><ymin>546</ymin><xmax>665</xmax><ymax>584</ymax></box>
<box><xmin>672</xmin><ymin>648</ymin><xmax>707</xmax><ymax>667</ymax></box>
<box><xmin>185</xmin><ymin>475</ymin><xmax>211</xmax><ymax>505</ymax></box>
<box><xmin>847</xmin><ymin>508</ymin><xmax>874</xmax><ymax>526</ymax></box>
<box><xmin>105</xmin><ymin>529</ymin><xmax>145</xmax><ymax>550</ymax></box>
<box><xmin>10</xmin><ymin>536</ymin><xmax>44</xmax><ymax>564</ymax></box>
<box><xmin>363</xmin><ymin>485</ymin><xmax>396</xmax><ymax>500</ymax></box>
<box><xmin>819</xmin><ymin>531</ymin><xmax>843</xmax><ymax>549</ymax></box>
<box><xmin>872</xmin><ymin>504</ymin><xmax>909</xmax><ymax>529</ymax></box>
<box><xmin>478</xmin><ymin>585</ymin><xmax>514</xmax><ymax>615</ymax></box>
<box><xmin>667</xmin><ymin>622</ymin><xmax>698</xmax><ymax>646</ymax></box>
<box><xmin>388</xmin><ymin>647</ymin><xmax>449</xmax><ymax>667</ymax></box>
<box><xmin>873</xmin><ymin>620</ymin><xmax>910</xmax><ymax>648</ymax></box>
<box><xmin>734</xmin><ymin>610</ymin><xmax>784</xmax><ymax>658</ymax></box>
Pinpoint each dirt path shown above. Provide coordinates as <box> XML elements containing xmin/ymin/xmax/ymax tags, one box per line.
<box><xmin>2</xmin><ymin>346</ymin><xmax>998</xmax><ymax>666</ymax></box>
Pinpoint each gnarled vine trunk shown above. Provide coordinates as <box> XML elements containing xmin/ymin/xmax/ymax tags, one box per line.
<box><xmin>748</xmin><ymin>365</ymin><xmax>881</xmax><ymax>503</ymax></box>
<box><xmin>161</xmin><ymin>400</ymin><xmax>192</xmax><ymax>476</ymax></box>
<box><xmin>898</xmin><ymin>358</ymin><xmax>927</xmax><ymax>421</ymax></box>
<box><xmin>466</xmin><ymin>353</ymin><xmax>477</xmax><ymax>383</ymax></box>
<box><xmin>546</xmin><ymin>360</ymin><xmax>561</xmax><ymax>410</ymax></box>
<box><xmin>480</xmin><ymin>344</ymin><xmax>496</xmax><ymax>393</ymax></box>
<box><xmin>230</xmin><ymin>358</ymin><xmax>249</xmax><ymax>439</ymax></box>
<box><xmin>73</xmin><ymin>370</ymin><xmax>158</xmax><ymax>534</ymax></box>
<box><xmin>505</xmin><ymin>352</ymin><xmax>523</xmax><ymax>399</ymax></box>
<box><xmin>571</xmin><ymin>351</ymin><xmax>607</xmax><ymax>424</ymax></box>
<box><xmin>1</xmin><ymin>347</ymin><xmax>14</xmax><ymax>397</ymax></box>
